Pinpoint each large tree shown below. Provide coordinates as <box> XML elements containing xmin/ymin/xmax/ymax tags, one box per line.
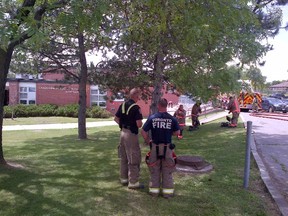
<box><xmin>242</xmin><ymin>66</ymin><xmax>267</xmax><ymax>91</ymax></box>
<box><xmin>24</xmin><ymin>0</ymin><xmax>111</xmax><ymax>139</ymax></box>
<box><xmin>95</xmin><ymin>0</ymin><xmax>288</xmax><ymax>113</ymax></box>
<box><xmin>0</xmin><ymin>0</ymin><xmax>69</xmax><ymax>165</ymax></box>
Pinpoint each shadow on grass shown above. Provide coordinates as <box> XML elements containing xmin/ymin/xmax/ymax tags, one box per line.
<box><xmin>0</xmin><ymin>167</ymin><xmax>85</xmax><ymax>216</ymax></box>
<box><xmin>1</xmin><ymin>129</ymin><xmax>151</xmax><ymax>215</ymax></box>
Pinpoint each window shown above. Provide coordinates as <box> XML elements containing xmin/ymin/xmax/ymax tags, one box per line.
<box><xmin>99</xmin><ymin>101</ymin><xmax>106</xmax><ymax>107</ymax></box>
<box><xmin>90</xmin><ymin>86</ymin><xmax>107</xmax><ymax>107</ymax></box>
<box><xmin>20</xmin><ymin>93</ymin><xmax>28</xmax><ymax>99</ymax></box>
<box><xmin>20</xmin><ymin>87</ymin><xmax>27</xmax><ymax>92</ymax></box>
<box><xmin>19</xmin><ymin>83</ymin><xmax>36</xmax><ymax>105</ymax></box>
<box><xmin>114</xmin><ymin>92</ymin><xmax>125</xmax><ymax>101</ymax></box>
<box><xmin>29</xmin><ymin>87</ymin><xmax>36</xmax><ymax>92</ymax></box>
<box><xmin>91</xmin><ymin>89</ymin><xmax>98</xmax><ymax>94</ymax></box>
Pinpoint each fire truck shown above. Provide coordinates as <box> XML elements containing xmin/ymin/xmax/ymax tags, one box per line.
<box><xmin>237</xmin><ymin>80</ymin><xmax>262</xmax><ymax>112</ymax></box>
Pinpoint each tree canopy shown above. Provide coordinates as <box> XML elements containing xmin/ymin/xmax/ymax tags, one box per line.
<box><xmin>94</xmin><ymin>0</ymin><xmax>279</xmax><ymax>110</ymax></box>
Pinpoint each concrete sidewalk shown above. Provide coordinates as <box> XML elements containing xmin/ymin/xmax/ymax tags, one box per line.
<box><xmin>200</xmin><ymin>110</ymin><xmax>228</xmax><ymax>124</ymax></box>
<box><xmin>3</xmin><ymin>110</ymin><xmax>229</xmax><ymax>131</ymax></box>
<box><xmin>2</xmin><ymin>121</ymin><xmax>118</xmax><ymax>131</ymax></box>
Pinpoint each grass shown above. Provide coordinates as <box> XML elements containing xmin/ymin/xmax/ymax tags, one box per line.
<box><xmin>3</xmin><ymin>116</ymin><xmax>114</xmax><ymax>126</ymax></box>
<box><xmin>0</xmin><ymin>118</ymin><xmax>280</xmax><ymax>216</ymax></box>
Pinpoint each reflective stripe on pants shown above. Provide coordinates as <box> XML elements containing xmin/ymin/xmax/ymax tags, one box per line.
<box><xmin>149</xmin><ymin>187</ymin><xmax>160</xmax><ymax>194</ymax></box>
<box><xmin>162</xmin><ymin>188</ymin><xmax>174</xmax><ymax>195</ymax></box>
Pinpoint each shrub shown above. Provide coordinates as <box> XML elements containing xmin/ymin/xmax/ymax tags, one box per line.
<box><xmin>87</xmin><ymin>106</ymin><xmax>112</xmax><ymax>118</ymax></box>
<box><xmin>4</xmin><ymin>104</ymin><xmax>112</xmax><ymax>118</ymax></box>
<box><xmin>55</xmin><ymin>104</ymin><xmax>79</xmax><ymax>117</ymax></box>
<box><xmin>22</xmin><ymin>104</ymin><xmax>40</xmax><ymax>117</ymax></box>
<box><xmin>37</xmin><ymin>104</ymin><xmax>58</xmax><ymax>116</ymax></box>
<box><xmin>12</xmin><ymin>104</ymin><xmax>30</xmax><ymax>117</ymax></box>
<box><xmin>3</xmin><ymin>105</ymin><xmax>13</xmax><ymax>118</ymax></box>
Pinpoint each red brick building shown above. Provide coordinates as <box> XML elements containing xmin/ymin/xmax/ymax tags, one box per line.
<box><xmin>5</xmin><ymin>72</ymin><xmax>183</xmax><ymax>117</ymax></box>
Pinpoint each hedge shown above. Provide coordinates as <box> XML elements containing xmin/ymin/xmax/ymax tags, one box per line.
<box><xmin>3</xmin><ymin>104</ymin><xmax>113</xmax><ymax>119</ymax></box>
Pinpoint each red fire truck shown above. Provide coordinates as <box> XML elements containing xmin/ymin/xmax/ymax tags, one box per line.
<box><xmin>237</xmin><ymin>80</ymin><xmax>262</xmax><ymax>112</ymax></box>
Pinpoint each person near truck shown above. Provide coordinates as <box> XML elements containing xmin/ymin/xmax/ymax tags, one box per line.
<box><xmin>227</xmin><ymin>96</ymin><xmax>240</xmax><ymax>127</ymax></box>
<box><xmin>252</xmin><ymin>94</ymin><xmax>259</xmax><ymax>113</ymax></box>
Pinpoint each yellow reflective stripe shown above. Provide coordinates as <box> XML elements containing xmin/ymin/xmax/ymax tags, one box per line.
<box><xmin>149</xmin><ymin>187</ymin><xmax>160</xmax><ymax>194</ymax></box>
<box><xmin>127</xmin><ymin>104</ymin><xmax>137</xmax><ymax>115</ymax></box>
<box><xmin>122</xmin><ymin>103</ymin><xmax>137</xmax><ymax>115</ymax></box>
<box><xmin>128</xmin><ymin>182</ymin><xmax>140</xmax><ymax>187</ymax></box>
<box><xmin>120</xmin><ymin>178</ymin><xmax>128</xmax><ymax>184</ymax></box>
<box><xmin>162</xmin><ymin>188</ymin><xmax>174</xmax><ymax>194</ymax></box>
<box><xmin>121</xmin><ymin>103</ymin><xmax>125</xmax><ymax>114</ymax></box>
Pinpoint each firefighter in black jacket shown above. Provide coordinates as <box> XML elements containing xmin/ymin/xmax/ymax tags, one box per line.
<box><xmin>114</xmin><ymin>88</ymin><xmax>143</xmax><ymax>189</ymax></box>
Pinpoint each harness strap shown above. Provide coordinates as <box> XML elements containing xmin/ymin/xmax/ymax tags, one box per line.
<box><xmin>122</xmin><ymin>103</ymin><xmax>137</xmax><ymax>115</ymax></box>
<box><xmin>155</xmin><ymin>143</ymin><xmax>169</xmax><ymax>159</ymax></box>
<box><xmin>163</xmin><ymin>145</ymin><xmax>167</xmax><ymax>159</ymax></box>
<box><xmin>146</xmin><ymin>147</ymin><xmax>177</xmax><ymax>167</ymax></box>
<box><xmin>156</xmin><ymin>145</ymin><xmax>160</xmax><ymax>159</ymax></box>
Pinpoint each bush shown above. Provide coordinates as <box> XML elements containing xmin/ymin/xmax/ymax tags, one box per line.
<box><xmin>22</xmin><ymin>104</ymin><xmax>41</xmax><ymax>117</ymax></box>
<box><xmin>37</xmin><ymin>104</ymin><xmax>58</xmax><ymax>116</ymax></box>
<box><xmin>10</xmin><ymin>104</ymin><xmax>31</xmax><ymax>117</ymax></box>
<box><xmin>87</xmin><ymin>106</ymin><xmax>112</xmax><ymax>118</ymax></box>
<box><xmin>4</xmin><ymin>104</ymin><xmax>112</xmax><ymax>118</ymax></box>
<box><xmin>55</xmin><ymin>104</ymin><xmax>79</xmax><ymax>118</ymax></box>
<box><xmin>3</xmin><ymin>105</ymin><xmax>13</xmax><ymax>118</ymax></box>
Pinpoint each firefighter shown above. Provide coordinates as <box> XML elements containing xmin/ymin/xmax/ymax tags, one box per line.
<box><xmin>227</xmin><ymin>96</ymin><xmax>240</xmax><ymax>127</ymax></box>
<box><xmin>141</xmin><ymin>98</ymin><xmax>180</xmax><ymax>198</ymax></box>
<box><xmin>114</xmin><ymin>88</ymin><xmax>144</xmax><ymax>189</ymax></box>
<box><xmin>252</xmin><ymin>94</ymin><xmax>259</xmax><ymax>113</ymax></box>
<box><xmin>173</xmin><ymin>104</ymin><xmax>186</xmax><ymax>139</ymax></box>
<box><xmin>191</xmin><ymin>100</ymin><xmax>202</xmax><ymax>128</ymax></box>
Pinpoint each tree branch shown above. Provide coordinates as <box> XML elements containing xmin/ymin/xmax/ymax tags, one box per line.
<box><xmin>9</xmin><ymin>0</ymin><xmax>69</xmax><ymax>50</ymax></box>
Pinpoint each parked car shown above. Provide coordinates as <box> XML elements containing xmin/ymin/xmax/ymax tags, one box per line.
<box><xmin>269</xmin><ymin>93</ymin><xmax>287</xmax><ymax>100</ymax></box>
<box><xmin>281</xmin><ymin>99</ymin><xmax>288</xmax><ymax>113</ymax></box>
<box><xmin>261</xmin><ymin>97</ymin><xmax>286</xmax><ymax>113</ymax></box>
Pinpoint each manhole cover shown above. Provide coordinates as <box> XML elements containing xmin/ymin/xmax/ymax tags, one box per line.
<box><xmin>176</xmin><ymin>155</ymin><xmax>213</xmax><ymax>173</ymax></box>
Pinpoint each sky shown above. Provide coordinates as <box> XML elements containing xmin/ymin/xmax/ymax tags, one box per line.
<box><xmin>260</xmin><ymin>5</ymin><xmax>288</xmax><ymax>82</ymax></box>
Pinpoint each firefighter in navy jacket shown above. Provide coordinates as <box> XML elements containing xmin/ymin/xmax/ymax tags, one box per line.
<box><xmin>141</xmin><ymin>98</ymin><xmax>180</xmax><ymax>198</ymax></box>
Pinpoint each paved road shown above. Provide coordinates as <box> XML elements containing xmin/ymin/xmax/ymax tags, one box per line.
<box><xmin>241</xmin><ymin>112</ymin><xmax>288</xmax><ymax>216</ymax></box>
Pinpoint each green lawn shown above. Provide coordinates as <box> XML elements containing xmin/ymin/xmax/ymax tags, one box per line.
<box><xmin>0</xmin><ymin>118</ymin><xmax>279</xmax><ymax>216</ymax></box>
<box><xmin>3</xmin><ymin>116</ymin><xmax>114</xmax><ymax>126</ymax></box>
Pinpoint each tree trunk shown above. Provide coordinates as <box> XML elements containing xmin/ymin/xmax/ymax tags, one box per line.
<box><xmin>150</xmin><ymin>51</ymin><xmax>165</xmax><ymax>114</ymax></box>
<box><xmin>0</xmin><ymin>48</ymin><xmax>14</xmax><ymax>165</ymax></box>
<box><xmin>77</xmin><ymin>32</ymin><xmax>88</xmax><ymax>140</ymax></box>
